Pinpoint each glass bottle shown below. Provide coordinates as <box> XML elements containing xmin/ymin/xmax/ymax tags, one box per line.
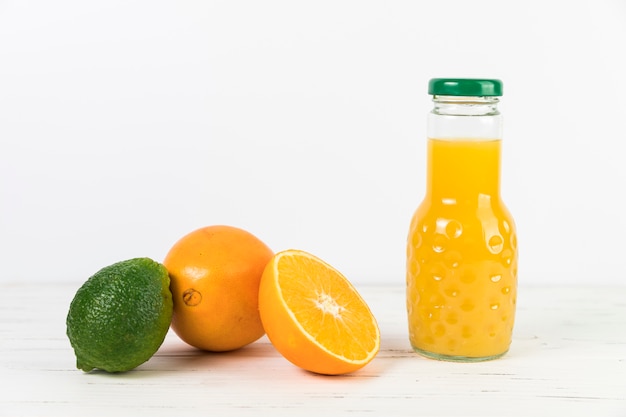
<box><xmin>406</xmin><ymin>78</ymin><xmax>518</xmax><ymax>362</ymax></box>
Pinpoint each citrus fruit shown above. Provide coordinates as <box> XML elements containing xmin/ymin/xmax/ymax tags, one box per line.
<box><xmin>66</xmin><ymin>258</ymin><xmax>173</xmax><ymax>373</ymax></box>
<box><xmin>258</xmin><ymin>249</ymin><xmax>380</xmax><ymax>375</ymax></box>
<box><xmin>163</xmin><ymin>225</ymin><xmax>273</xmax><ymax>351</ymax></box>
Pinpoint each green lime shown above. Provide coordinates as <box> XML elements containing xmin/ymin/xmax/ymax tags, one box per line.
<box><xmin>66</xmin><ymin>257</ymin><xmax>173</xmax><ymax>373</ymax></box>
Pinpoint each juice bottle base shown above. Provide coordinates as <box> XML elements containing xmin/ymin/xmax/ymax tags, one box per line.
<box><xmin>411</xmin><ymin>346</ymin><xmax>509</xmax><ymax>363</ymax></box>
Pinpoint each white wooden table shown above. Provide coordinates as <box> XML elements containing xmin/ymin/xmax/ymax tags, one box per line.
<box><xmin>1</xmin><ymin>282</ymin><xmax>624</xmax><ymax>416</ymax></box>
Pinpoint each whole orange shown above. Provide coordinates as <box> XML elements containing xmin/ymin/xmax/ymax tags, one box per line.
<box><xmin>163</xmin><ymin>225</ymin><xmax>273</xmax><ymax>351</ymax></box>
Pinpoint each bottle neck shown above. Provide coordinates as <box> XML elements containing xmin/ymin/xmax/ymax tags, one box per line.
<box><xmin>426</xmin><ymin>138</ymin><xmax>501</xmax><ymax>199</ymax></box>
<box><xmin>426</xmin><ymin>96</ymin><xmax>503</xmax><ymax>200</ymax></box>
<box><xmin>428</xmin><ymin>96</ymin><xmax>502</xmax><ymax>139</ymax></box>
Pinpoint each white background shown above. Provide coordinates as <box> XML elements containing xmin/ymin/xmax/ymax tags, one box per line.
<box><xmin>1</xmin><ymin>0</ymin><xmax>625</xmax><ymax>286</ymax></box>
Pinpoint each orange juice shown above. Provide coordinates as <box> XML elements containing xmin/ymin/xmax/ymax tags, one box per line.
<box><xmin>407</xmin><ymin>137</ymin><xmax>517</xmax><ymax>361</ymax></box>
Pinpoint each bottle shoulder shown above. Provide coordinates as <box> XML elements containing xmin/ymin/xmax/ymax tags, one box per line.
<box><xmin>412</xmin><ymin>195</ymin><xmax>515</xmax><ymax>224</ymax></box>
<box><xmin>408</xmin><ymin>195</ymin><xmax>518</xmax><ymax>257</ymax></box>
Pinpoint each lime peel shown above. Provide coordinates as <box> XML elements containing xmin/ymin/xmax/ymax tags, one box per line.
<box><xmin>66</xmin><ymin>257</ymin><xmax>173</xmax><ymax>373</ymax></box>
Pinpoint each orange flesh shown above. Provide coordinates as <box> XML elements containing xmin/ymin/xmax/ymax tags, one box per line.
<box><xmin>277</xmin><ymin>253</ymin><xmax>379</xmax><ymax>362</ymax></box>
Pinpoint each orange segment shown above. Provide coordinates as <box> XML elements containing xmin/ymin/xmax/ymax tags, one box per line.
<box><xmin>259</xmin><ymin>249</ymin><xmax>380</xmax><ymax>375</ymax></box>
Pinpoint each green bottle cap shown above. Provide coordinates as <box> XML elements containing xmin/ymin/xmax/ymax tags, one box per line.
<box><xmin>428</xmin><ymin>78</ymin><xmax>503</xmax><ymax>97</ymax></box>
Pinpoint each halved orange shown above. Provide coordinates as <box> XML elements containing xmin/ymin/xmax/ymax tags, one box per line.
<box><xmin>258</xmin><ymin>249</ymin><xmax>380</xmax><ymax>375</ymax></box>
